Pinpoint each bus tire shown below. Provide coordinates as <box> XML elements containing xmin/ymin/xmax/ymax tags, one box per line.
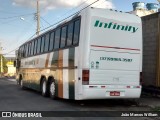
<box><xmin>41</xmin><ymin>78</ymin><xmax>49</xmax><ymax>97</ymax></box>
<box><xmin>49</xmin><ymin>79</ymin><xmax>56</xmax><ymax>99</ymax></box>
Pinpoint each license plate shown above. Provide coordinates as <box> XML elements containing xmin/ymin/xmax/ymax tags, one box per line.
<box><xmin>110</xmin><ymin>91</ymin><xmax>120</xmax><ymax>96</ymax></box>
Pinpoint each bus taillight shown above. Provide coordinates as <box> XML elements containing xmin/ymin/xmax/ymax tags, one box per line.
<box><xmin>82</xmin><ymin>70</ymin><xmax>90</xmax><ymax>85</ymax></box>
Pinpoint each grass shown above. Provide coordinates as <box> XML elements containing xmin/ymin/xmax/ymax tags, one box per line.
<box><xmin>152</xmin><ymin>106</ymin><xmax>160</xmax><ymax>111</ymax></box>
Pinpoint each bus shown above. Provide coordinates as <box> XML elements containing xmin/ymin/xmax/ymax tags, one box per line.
<box><xmin>15</xmin><ymin>7</ymin><xmax>142</xmax><ymax>100</ymax></box>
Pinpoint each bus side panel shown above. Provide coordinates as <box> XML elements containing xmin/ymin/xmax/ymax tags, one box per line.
<box><xmin>51</xmin><ymin>51</ymin><xmax>59</xmax><ymax>97</ymax></box>
<box><xmin>63</xmin><ymin>49</ymin><xmax>69</xmax><ymax>99</ymax></box>
<box><xmin>68</xmin><ymin>48</ymin><xmax>75</xmax><ymax>99</ymax></box>
<box><xmin>74</xmin><ymin>47</ymin><xmax>79</xmax><ymax>100</ymax></box>
<box><xmin>51</xmin><ymin>48</ymin><xmax>77</xmax><ymax>99</ymax></box>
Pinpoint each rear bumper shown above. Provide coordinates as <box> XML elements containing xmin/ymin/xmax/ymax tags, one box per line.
<box><xmin>78</xmin><ymin>85</ymin><xmax>141</xmax><ymax>100</ymax></box>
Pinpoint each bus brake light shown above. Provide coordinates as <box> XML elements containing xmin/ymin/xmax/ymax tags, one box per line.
<box><xmin>82</xmin><ymin>70</ymin><xmax>90</xmax><ymax>85</ymax></box>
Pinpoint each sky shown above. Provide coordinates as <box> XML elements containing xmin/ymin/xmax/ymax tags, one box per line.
<box><xmin>0</xmin><ymin>0</ymin><xmax>159</xmax><ymax>57</ymax></box>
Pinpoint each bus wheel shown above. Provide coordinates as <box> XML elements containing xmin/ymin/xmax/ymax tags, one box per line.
<box><xmin>41</xmin><ymin>78</ymin><xmax>48</xmax><ymax>97</ymax></box>
<box><xmin>49</xmin><ymin>80</ymin><xmax>56</xmax><ymax>99</ymax></box>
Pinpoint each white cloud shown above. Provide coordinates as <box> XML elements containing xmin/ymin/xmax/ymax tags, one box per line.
<box><xmin>12</xmin><ymin>0</ymin><xmax>115</xmax><ymax>10</ymax></box>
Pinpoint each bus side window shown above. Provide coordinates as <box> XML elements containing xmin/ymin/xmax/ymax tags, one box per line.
<box><xmin>73</xmin><ymin>19</ymin><xmax>80</xmax><ymax>45</ymax></box>
<box><xmin>41</xmin><ymin>36</ymin><xmax>45</xmax><ymax>53</ymax></box>
<box><xmin>37</xmin><ymin>37</ymin><xmax>41</xmax><ymax>54</ymax></box>
<box><xmin>67</xmin><ymin>22</ymin><xmax>73</xmax><ymax>46</ymax></box>
<box><xmin>31</xmin><ymin>40</ymin><xmax>35</xmax><ymax>56</ymax></box>
<box><xmin>44</xmin><ymin>33</ymin><xmax>50</xmax><ymax>52</ymax></box>
<box><xmin>19</xmin><ymin>47</ymin><xmax>21</xmax><ymax>58</ymax></box>
<box><xmin>34</xmin><ymin>39</ymin><xmax>38</xmax><ymax>55</ymax></box>
<box><xmin>24</xmin><ymin>45</ymin><xmax>26</xmax><ymax>57</ymax></box>
<box><xmin>25</xmin><ymin>44</ymin><xmax>29</xmax><ymax>57</ymax></box>
<box><xmin>22</xmin><ymin>45</ymin><xmax>25</xmax><ymax>57</ymax></box>
<box><xmin>54</xmin><ymin>28</ymin><xmax>61</xmax><ymax>49</ymax></box>
<box><xmin>60</xmin><ymin>26</ymin><xmax>67</xmax><ymax>48</ymax></box>
<box><xmin>21</xmin><ymin>46</ymin><xmax>24</xmax><ymax>58</ymax></box>
<box><xmin>49</xmin><ymin>32</ymin><xmax>55</xmax><ymax>51</ymax></box>
<box><xmin>28</xmin><ymin>42</ymin><xmax>32</xmax><ymax>56</ymax></box>
<box><xmin>21</xmin><ymin>47</ymin><xmax>23</xmax><ymax>58</ymax></box>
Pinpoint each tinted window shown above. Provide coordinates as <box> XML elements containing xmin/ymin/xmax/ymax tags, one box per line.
<box><xmin>25</xmin><ymin>44</ymin><xmax>29</xmax><ymax>57</ymax></box>
<box><xmin>54</xmin><ymin>28</ymin><xmax>60</xmax><ymax>49</ymax></box>
<box><xmin>49</xmin><ymin>32</ymin><xmax>54</xmax><ymax>51</ymax></box>
<box><xmin>73</xmin><ymin>20</ymin><xmax>80</xmax><ymax>45</ymax></box>
<box><xmin>21</xmin><ymin>47</ymin><xmax>23</xmax><ymax>57</ymax></box>
<box><xmin>34</xmin><ymin>39</ymin><xmax>38</xmax><ymax>55</ymax></box>
<box><xmin>28</xmin><ymin>42</ymin><xmax>32</xmax><ymax>56</ymax></box>
<box><xmin>19</xmin><ymin>47</ymin><xmax>22</xmax><ymax>57</ymax></box>
<box><xmin>67</xmin><ymin>22</ymin><xmax>73</xmax><ymax>46</ymax></box>
<box><xmin>41</xmin><ymin>36</ymin><xmax>45</xmax><ymax>53</ymax></box>
<box><xmin>31</xmin><ymin>40</ymin><xmax>35</xmax><ymax>56</ymax></box>
<box><xmin>23</xmin><ymin>45</ymin><xmax>26</xmax><ymax>57</ymax></box>
<box><xmin>21</xmin><ymin>46</ymin><xmax>25</xmax><ymax>57</ymax></box>
<box><xmin>60</xmin><ymin>26</ymin><xmax>67</xmax><ymax>48</ymax></box>
<box><xmin>37</xmin><ymin>37</ymin><xmax>41</xmax><ymax>54</ymax></box>
<box><xmin>44</xmin><ymin>33</ymin><xmax>50</xmax><ymax>52</ymax></box>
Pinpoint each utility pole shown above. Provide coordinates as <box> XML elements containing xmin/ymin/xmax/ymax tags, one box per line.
<box><xmin>1</xmin><ymin>55</ymin><xmax>3</xmax><ymax>73</ymax></box>
<box><xmin>0</xmin><ymin>42</ymin><xmax>3</xmax><ymax>75</ymax></box>
<box><xmin>36</xmin><ymin>0</ymin><xmax>40</xmax><ymax>36</ymax></box>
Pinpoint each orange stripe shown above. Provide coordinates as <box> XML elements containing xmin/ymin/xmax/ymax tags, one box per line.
<box><xmin>58</xmin><ymin>50</ymin><xmax>63</xmax><ymax>98</ymax></box>
<box><xmin>45</xmin><ymin>53</ymin><xmax>50</xmax><ymax>68</ymax></box>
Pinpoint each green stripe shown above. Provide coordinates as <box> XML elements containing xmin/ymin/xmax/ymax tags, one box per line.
<box><xmin>51</xmin><ymin>51</ymin><xmax>59</xmax><ymax>97</ymax></box>
<box><xmin>55</xmin><ymin>79</ymin><xmax>58</xmax><ymax>97</ymax></box>
<box><xmin>69</xmin><ymin>48</ymin><xmax>75</xmax><ymax>99</ymax></box>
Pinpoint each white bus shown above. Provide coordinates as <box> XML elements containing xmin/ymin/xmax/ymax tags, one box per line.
<box><xmin>15</xmin><ymin>7</ymin><xmax>142</xmax><ymax>100</ymax></box>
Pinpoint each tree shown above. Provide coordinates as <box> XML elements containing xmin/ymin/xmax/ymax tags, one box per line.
<box><xmin>0</xmin><ymin>55</ymin><xmax>8</xmax><ymax>73</ymax></box>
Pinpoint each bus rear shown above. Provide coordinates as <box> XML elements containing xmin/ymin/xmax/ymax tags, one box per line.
<box><xmin>80</xmin><ymin>8</ymin><xmax>142</xmax><ymax>99</ymax></box>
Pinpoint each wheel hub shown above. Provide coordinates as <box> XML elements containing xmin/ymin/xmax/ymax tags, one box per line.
<box><xmin>50</xmin><ymin>82</ymin><xmax>55</xmax><ymax>96</ymax></box>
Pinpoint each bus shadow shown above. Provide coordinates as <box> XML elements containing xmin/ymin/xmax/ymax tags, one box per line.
<box><xmin>56</xmin><ymin>98</ymin><xmax>140</xmax><ymax>109</ymax></box>
<box><xmin>18</xmin><ymin>87</ymin><xmax>139</xmax><ymax>108</ymax></box>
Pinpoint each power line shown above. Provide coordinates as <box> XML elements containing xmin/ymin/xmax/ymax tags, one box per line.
<box><xmin>94</xmin><ymin>0</ymin><xmax>108</xmax><ymax>8</ymax></box>
<box><xmin>39</xmin><ymin>0</ymin><xmax>90</xmax><ymax>28</ymax></box>
<box><xmin>0</xmin><ymin>13</ymin><xmax>35</xmax><ymax>19</ymax></box>
<box><xmin>55</xmin><ymin>0</ymin><xmax>91</xmax><ymax>20</ymax></box>
<box><xmin>3</xmin><ymin>31</ymin><xmax>36</xmax><ymax>56</ymax></box>
<box><xmin>3</xmin><ymin>49</ymin><xmax>18</xmax><ymax>56</ymax></box>
<box><xmin>40</xmin><ymin>17</ymin><xmax>51</xmax><ymax>25</ymax></box>
<box><xmin>40</xmin><ymin>18</ymin><xmax>45</xmax><ymax>29</ymax></box>
<box><xmin>12</xmin><ymin>20</ymin><xmax>36</xmax><ymax>45</ymax></box>
<box><xmin>40</xmin><ymin>0</ymin><xmax>100</xmax><ymax>33</ymax></box>
<box><xmin>3</xmin><ymin>0</ymin><xmax>100</xmax><ymax>56</ymax></box>
<box><xmin>0</xmin><ymin>18</ymin><xmax>19</xmax><ymax>25</ymax></box>
<box><xmin>28</xmin><ymin>0</ymin><xmax>100</xmax><ymax>40</ymax></box>
<box><xmin>0</xmin><ymin>10</ymin><xmax>24</xmax><ymax>14</ymax></box>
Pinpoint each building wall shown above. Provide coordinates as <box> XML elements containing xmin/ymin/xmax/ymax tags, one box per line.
<box><xmin>7</xmin><ymin>65</ymin><xmax>16</xmax><ymax>76</ymax></box>
<box><xmin>142</xmin><ymin>13</ymin><xmax>159</xmax><ymax>86</ymax></box>
<box><xmin>6</xmin><ymin>60</ymin><xmax>16</xmax><ymax>76</ymax></box>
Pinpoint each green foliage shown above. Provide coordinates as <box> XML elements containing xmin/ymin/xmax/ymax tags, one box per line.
<box><xmin>152</xmin><ymin>106</ymin><xmax>160</xmax><ymax>111</ymax></box>
<box><xmin>0</xmin><ymin>55</ymin><xmax>8</xmax><ymax>73</ymax></box>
